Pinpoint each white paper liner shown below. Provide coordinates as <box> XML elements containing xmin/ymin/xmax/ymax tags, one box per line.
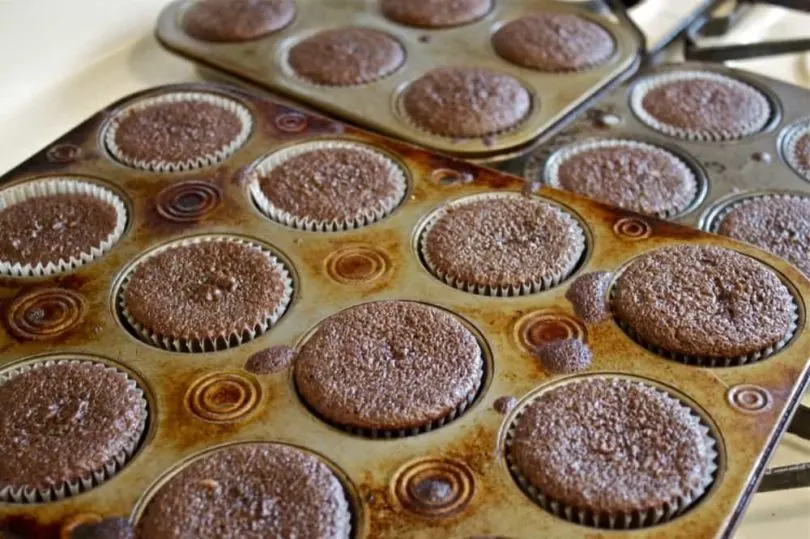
<box><xmin>781</xmin><ymin>120</ymin><xmax>810</xmax><ymax>181</ymax></box>
<box><xmin>505</xmin><ymin>377</ymin><xmax>718</xmax><ymax>529</ymax></box>
<box><xmin>118</xmin><ymin>236</ymin><xmax>293</xmax><ymax>353</ymax></box>
<box><xmin>0</xmin><ymin>177</ymin><xmax>128</xmax><ymax>277</ymax></box>
<box><xmin>0</xmin><ymin>359</ymin><xmax>148</xmax><ymax>503</ymax></box>
<box><xmin>544</xmin><ymin>139</ymin><xmax>699</xmax><ymax>219</ymax></box>
<box><xmin>104</xmin><ymin>91</ymin><xmax>253</xmax><ymax>172</ymax></box>
<box><xmin>630</xmin><ymin>71</ymin><xmax>772</xmax><ymax>141</ymax></box>
<box><xmin>610</xmin><ymin>278</ymin><xmax>799</xmax><ymax>367</ymax></box>
<box><xmin>419</xmin><ymin>192</ymin><xmax>586</xmax><ymax>296</ymax></box>
<box><xmin>248</xmin><ymin>140</ymin><xmax>408</xmax><ymax>232</ymax></box>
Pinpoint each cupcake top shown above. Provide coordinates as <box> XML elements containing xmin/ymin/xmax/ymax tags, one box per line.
<box><xmin>0</xmin><ymin>194</ymin><xmax>119</xmax><ymax>268</ymax></box>
<box><xmin>422</xmin><ymin>195</ymin><xmax>585</xmax><ymax>294</ymax></box>
<box><xmin>381</xmin><ymin>0</ymin><xmax>493</xmax><ymax>28</ymax></box>
<box><xmin>402</xmin><ymin>67</ymin><xmax>531</xmax><ymax>138</ymax></box>
<box><xmin>288</xmin><ymin>27</ymin><xmax>405</xmax><ymax>86</ymax></box>
<box><xmin>633</xmin><ymin>72</ymin><xmax>770</xmax><ymax>140</ymax></box>
<box><xmin>138</xmin><ymin>443</ymin><xmax>351</xmax><ymax>539</ymax></box>
<box><xmin>511</xmin><ymin>377</ymin><xmax>714</xmax><ymax>516</ymax></box>
<box><xmin>122</xmin><ymin>239</ymin><xmax>291</xmax><ymax>346</ymax></box>
<box><xmin>295</xmin><ymin>301</ymin><xmax>483</xmax><ymax>433</ymax></box>
<box><xmin>716</xmin><ymin>195</ymin><xmax>810</xmax><ymax>277</ymax></box>
<box><xmin>182</xmin><ymin>0</ymin><xmax>295</xmax><ymax>42</ymax></box>
<box><xmin>548</xmin><ymin>140</ymin><xmax>697</xmax><ymax>217</ymax></box>
<box><xmin>253</xmin><ymin>143</ymin><xmax>406</xmax><ymax>229</ymax></box>
<box><xmin>0</xmin><ymin>362</ymin><xmax>146</xmax><ymax>495</ymax></box>
<box><xmin>613</xmin><ymin>245</ymin><xmax>795</xmax><ymax>359</ymax></box>
<box><xmin>106</xmin><ymin>93</ymin><xmax>251</xmax><ymax>171</ymax></box>
<box><xmin>493</xmin><ymin>13</ymin><xmax>614</xmax><ymax>72</ymax></box>
<box><xmin>784</xmin><ymin>128</ymin><xmax>810</xmax><ymax>180</ymax></box>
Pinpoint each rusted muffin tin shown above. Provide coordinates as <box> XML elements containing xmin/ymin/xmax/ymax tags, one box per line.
<box><xmin>523</xmin><ymin>61</ymin><xmax>810</xmax><ymax>232</ymax></box>
<box><xmin>155</xmin><ymin>0</ymin><xmax>642</xmax><ymax>163</ymax></box>
<box><xmin>0</xmin><ymin>82</ymin><xmax>809</xmax><ymax>538</ymax></box>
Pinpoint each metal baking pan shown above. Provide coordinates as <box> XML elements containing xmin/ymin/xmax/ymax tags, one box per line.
<box><xmin>155</xmin><ymin>0</ymin><xmax>642</xmax><ymax>163</ymax></box>
<box><xmin>0</xmin><ymin>82</ymin><xmax>809</xmax><ymax>539</ymax></box>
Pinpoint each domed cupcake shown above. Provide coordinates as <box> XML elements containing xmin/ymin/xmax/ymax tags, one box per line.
<box><xmin>182</xmin><ymin>0</ymin><xmax>295</xmax><ymax>42</ymax></box>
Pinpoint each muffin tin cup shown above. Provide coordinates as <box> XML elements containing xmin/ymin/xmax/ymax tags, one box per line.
<box><xmin>103</xmin><ymin>91</ymin><xmax>253</xmax><ymax>172</ymax></box>
<box><xmin>248</xmin><ymin>140</ymin><xmax>408</xmax><ymax>232</ymax></box>
<box><xmin>781</xmin><ymin>120</ymin><xmax>810</xmax><ymax>182</ymax></box>
<box><xmin>543</xmin><ymin>139</ymin><xmax>699</xmax><ymax>220</ymax></box>
<box><xmin>0</xmin><ymin>177</ymin><xmax>128</xmax><ymax>277</ymax></box>
<box><xmin>704</xmin><ymin>192</ymin><xmax>810</xmax><ymax>234</ymax></box>
<box><xmin>0</xmin><ymin>359</ymin><xmax>148</xmax><ymax>504</ymax></box>
<box><xmin>418</xmin><ymin>192</ymin><xmax>586</xmax><ymax>297</ymax></box>
<box><xmin>504</xmin><ymin>377</ymin><xmax>718</xmax><ymax>529</ymax></box>
<box><xmin>118</xmin><ymin>236</ymin><xmax>293</xmax><ymax>353</ymax></box>
<box><xmin>629</xmin><ymin>71</ymin><xmax>772</xmax><ymax>142</ymax></box>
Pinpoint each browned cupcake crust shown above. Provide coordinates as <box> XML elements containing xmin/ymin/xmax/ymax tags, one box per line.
<box><xmin>381</xmin><ymin>0</ymin><xmax>493</xmax><ymax>28</ymax></box>
<box><xmin>786</xmin><ymin>130</ymin><xmax>810</xmax><ymax>180</ymax></box>
<box><xmin>138</xmin><ymin>443</ymin><xmax>351</xmax><ymax>539</ymax></box>
<box><xmin>0</xmin><ymin>194</ymin><xmax>118</xmax><ymax>267</ymax></box>
<box><xmin>493</xmin><ymin>13</ymin><xmax>614</xmax><ymax>72</ymax></box>
<box><xmin>511</xmin><ymin>377</ymin><xmax>714</xmax><ymax>517</ymax></box>
<box><xmin>717</xmin><ymin>195</ymin><xmax>810</xmax><ymax>277</ymax></box>
<box><xmin>288</xmin><ymin>27</ymin><xmax>405</xmax><ymax>86</ymax></box>
<box><xmin>295</xmin><ymin>301</ymin><xmax>483</xmax><ymax>432</ymax></box>
<box><xmin>565</xmin><ymin>271</ymin><xmax>612</xmax><ymax>324</ymax></box>
<box><xmin>123</xmin><ymin>240</ymin><xmax>290</xmax><ymax>344</ymax></box>
<box><xmin>533</xmin><ymin>339</ymin><xmax>592</xmax><ymax>374</ymax></box>
<box><xmin>613</xmin><ymin>245</ymin><xmax>795</xmax><ymax>359</ymax></box>
<box><xmin>402</xmin><ymin>67</ymin><xmax>531</xmax><ymax>138</ymax></box>
<box><xmin>422</xmin><ymin>195</ymin><xmax>585</xmax><ymax>294</ymax></box>
<box><xmin>182</xmin><ymin>0</ymin><xmax>295</xmax><ymax>42</ymax></box>
<box><xmin>256</xmin><ymin>146</ymin><xmax>404</xmax><ymax>226</ymax></box>
<box><xmin>0</xmin><ymin>362</ymin><xmax>146</xmax><ymax>494</ymax></box>
<box><xmin>551</xmin><ymin>142</ymin><xmax>696</xmax><ymax>217</ymax></box>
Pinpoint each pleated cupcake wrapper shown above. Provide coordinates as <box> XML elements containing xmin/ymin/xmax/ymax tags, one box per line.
<box><xmin>781</xmin><ymin>121</ymin><xmax>810</xmax><ymax>181</ymax></box>
<box><xmin>0</xmin><ymin>178</ymin><xmax>128</xmax><ymax>277</ymax></box>
<box><xmin>104</xmin><ymin>91</ymin><xmax>253</xmax><ymax>172</ymax></box>
<box><xmin>419</xmin><ymin>192</ymin><xmax>586</xmax><ymax>297</ymax></box>
<box><xmin>543</xmin><ymin>139</ymin><xmax>699</xmax><ymax>220</ymax></box>
<box><xmin>119</xmin><ymin>236</ymin><xmax>293</xmax><ymax>353</ymax></box>
<box><xmin>249</xmin><ymin>140</ymin><xmax>407</xmax><ymax>232</ymax></box>
<box><xmin>611</xmin><ymin>285</ymin><xmax>799</xmax><ymax>367</ymax></box>
<box><xmin>0</xmin><ymin>359</ymin><xmax>147</xmax><ymax>504</ymax></box>
<box><xmin>504</xmin><ymin>378</ymin><xmax>718</xmax><ymax>529</ymax></box>
<box><xmin>706</xmin><ymin>192</ymin><xmax>810</xmax><ymax>234</ymax></box>
<box><xmin>630</xmin><ymin>71</ymin><xmax>771</xmax><ymax>141</ymax></box>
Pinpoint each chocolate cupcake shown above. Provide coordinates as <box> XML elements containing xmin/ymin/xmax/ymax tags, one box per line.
<box><xmin>105</xmin><ymin>91</ymin><xmax>252</xmax><ymax>172</ymax></box>
<box><xmin>295</xmin><ymin>301</ymin><xmax>483</xmax><ymax>436</ymax></box>
<box><xmin>249</xmin><ymin>140</ymin><xmax>407</xmax><ymax>231</ymax></box>
<box><xmin>0</xmin><ymin>178</ymin><xmax>127</xmax><ymax>277</ymax></box>
<box><xmin>182</xmin><ymin>0</ymin><xmax>295</xmax><ymax>42</ymax></box>
<box><xmin>138</xmin><ymin>443</ymin><xmax>351</xmax><ymax>538</ymax></box>
<box><xmin>381</xmin><ymin>0</ymin><xmax>492</xmax><ymax>28</ymax></box>
<box><xmin>713</xmin><ymin>194</ymin><xmax>810</xmax><ymax>277</ymax></box>
<box><xmin>613</xmin><ymin>245</ymin><xmax>796</xmax><ymax>365</ymax></box>
<box><xmin>545</xmin><ymin>139</ymin><xmax>698</xmax><ymax>218</ymax></box>
<box><xmin>782</xmin><ymin>121</ymin><xmax>810</xmax><ymax>181</ymax></box>
<box><xmin>631</xmin><ymin>71</ymin><xmax>771</xmax><ymax>140</ymax></box>
<box><xmin>493</xmin><ymin>13</ymin><xmax>614</xmax><ymax>72</ymax></box>
<box><xmin>0</xmin><ymin>360</ymin><xmax>147</xmax><ymax>503</ymax></box>
<box><xmin>421</xmin><ymin>193</ymin><xmax>586</xmax><ymax>296</ymax></box>
<box><xmin>120</xmin><ymin>236</ymin><xmax>293</xmax><ymax>352</ymax></box>
<box><xmin>288</xmin><ymin>27</ymin><xmax>405</xmax><ymax>86</ymax></box>
<box><xmin>508</xmin><ymin>377</ymin><xmax>716</xmax><ymax>528</ymax></box>
<box><xmin>402</xmin><ymin>67</ymin><xmax>531</xmax><ymax>138</ymax></box>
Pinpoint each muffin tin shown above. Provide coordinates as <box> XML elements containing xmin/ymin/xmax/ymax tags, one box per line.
<box><xmin>523</xmin><ymin>61</ymin><xmax>810</xmax><ymax>233</ymax></box>
<box><xmin>0</xmin><ymin>82</ymin><xmax>809</xmax><ymax>538</ymax></box>
<box><xmin>155</xmin><ymin>0</ymin><xmax>642</xmax><ymax>163</ymax></box>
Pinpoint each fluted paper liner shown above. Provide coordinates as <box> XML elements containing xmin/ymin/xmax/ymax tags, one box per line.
<box><xmin>118</xmin><ymin>236</ymin><xmax>293</xmax><ymax>352</ymax></box>
<box><xmin>505</xmin><ymin>377</ymin><xmax>718</xmax><ymax>529</ymax></box>
<box><xmin>0</xmin><ymin>177</ymin><xmax>127</xmax><ymax>277</ymax></box>
<box><xmin>630</xmin><ymin>71</ymin><xmax>771</xmax><ymax>141</ymax></box>
<box><xmin>781</xmin><ymin>120</ymin><xmax>810</xmax><ymax>181</ymax></box>
<box><xmin>544</xmin><ymin>139</ymin><xmax>699</xmax><ymax>219</ymax></box>
<box><xmin>706</xmin><ymin>192</ymin><xmax>810</xmax><ymax>234</ymax></box>
<box><xmin>249</xmin><ymin>140</ymin><xmax>407</xmax><ymax>232</ymax></box>
<box><xmin>419</xmin><ymin>192</ymin><xmax>586</xmax><ymax>296</ymax></box>
<box><xmin>104</xmin><ymin>91</ymin><xmax>253</xmax><ymax>172</ymax></box>
<box><xmin>0</xmin><ymin>359</ymin><xmax>148</xmax><ymax>503</ymax></box>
